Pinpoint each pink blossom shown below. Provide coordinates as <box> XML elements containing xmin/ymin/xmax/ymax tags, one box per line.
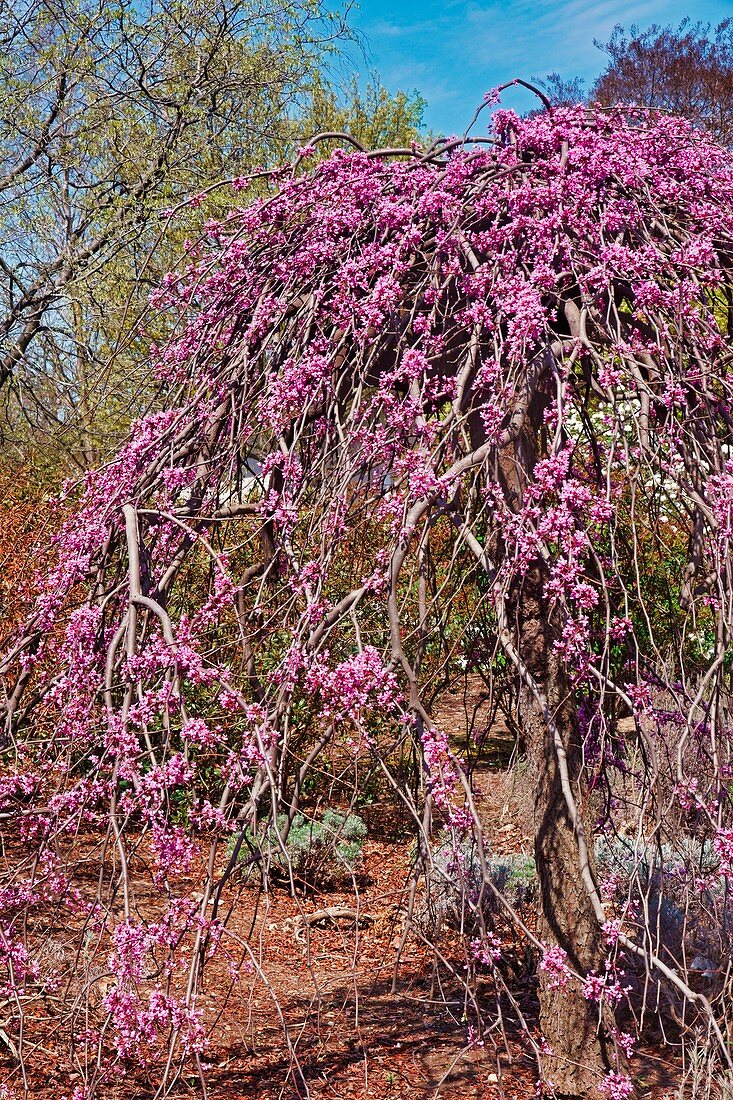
<box><xmin>470</xmin><ymin>933</ymin><xmax>502</xmax><ymax>966</ymax></box>
<box><xmin>714</xmin><ymin>828</ymin><xmax>733</xmax><ymax>876</ymax></box>
<box><xmin>539</xmin><ymin>944</ymin><xmax>572</xmax><ymax>991</ymax></box>
<box><xmin>598</xmin><ymin>1072</ymin><xmax>634</xmax><ymax>1100</ymax></box>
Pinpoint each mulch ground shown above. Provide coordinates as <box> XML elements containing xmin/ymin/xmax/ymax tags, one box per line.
<box><xmin>0</xmin><ymin>806</ymin><xmax>684</xmax><ymax>1100</ymax></box>
<box><xmin>0</xmin><ymin>675</ymin><xmax>686</xmax><ymax>1098</ymax></box>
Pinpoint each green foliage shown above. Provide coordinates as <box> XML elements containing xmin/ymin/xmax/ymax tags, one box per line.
<box><xmin>298</xmin><ymin>72</ymin><xmax>426</xmax><ymax>150</ymax></box>
<box><xmin>487</xmin><ymin>853</ymin><xmax>537</xmax><ymax>908</ymax></box>
<box><xmin>232</xmin><ymin>809</ymin><xmax>367</xmax><ymax>885</ymax></box>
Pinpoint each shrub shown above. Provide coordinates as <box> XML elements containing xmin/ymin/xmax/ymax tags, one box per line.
<box><xmin>416</xmin><ymin>840</ymin><xmax>537</xmax><ymax>939</ymax></box>
<box><xmin>420</xmin><ymin>834</ymin><xmax>733</xmax><ymax>980</ymax></box>
<box><xmin>231</xmin><ymin>809</ymin><xmax>367</xmax><ymax>886</ymax></box>
<box><xmin>595</xmin><ymin>835</ymin><xmax>733</xmax><ymax>972</ymax></box>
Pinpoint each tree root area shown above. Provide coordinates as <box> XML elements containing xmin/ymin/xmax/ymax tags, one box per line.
<box><xmin>0</xmin><ymin>812</ymin><xmax>682</xmax><ymax>1100</ymax></box>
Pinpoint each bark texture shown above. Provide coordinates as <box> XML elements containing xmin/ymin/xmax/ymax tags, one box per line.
<box><xmin>517</xmin><ymin>563</ymin><xmax>609</xmax><ymax>1096</ymax></box>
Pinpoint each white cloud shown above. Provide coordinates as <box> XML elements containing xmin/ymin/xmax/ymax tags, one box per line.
<box><xmin>457</xmin><ymin>0</ymin><xmax>668</xmax><ymax>77</ymax></box>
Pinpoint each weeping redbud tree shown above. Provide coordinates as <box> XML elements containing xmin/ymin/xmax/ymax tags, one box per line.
<box><xmin>3</xmin><ymin>90</ymin><xmax>733</xmax><ymax>1098</ymax></box>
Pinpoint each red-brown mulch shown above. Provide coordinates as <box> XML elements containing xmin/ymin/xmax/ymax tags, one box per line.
<box><xmin>0</xmin><ymin>811</ymin><xmax>684</xmax><ymax>1099</ymax></box>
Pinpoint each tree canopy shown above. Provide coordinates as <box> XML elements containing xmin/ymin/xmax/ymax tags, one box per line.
<box><xmin>3</xmin><ymin>96</ymin><xmax>733</xmax><ymax>1096</ymax></box>
<box><xmin>542</xmin><ymin>18</ymin><xmax>733</xmax><ymax>145</ymax></box>
<box><xmin>0</xmin><ymin>0</ymin><xmax>424</xmax><ymax>478</ymax></box>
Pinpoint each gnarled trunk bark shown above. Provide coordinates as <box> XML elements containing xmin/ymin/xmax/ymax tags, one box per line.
<box><xmin>516</xmin><ymin>562</ymin><xmax>609</xmax><ymax>1096</ymax></box>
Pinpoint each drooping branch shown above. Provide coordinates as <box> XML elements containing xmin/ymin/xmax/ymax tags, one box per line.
<box><xmin>4</xmin><ymin>100</ymin><xmax>733</xmax><ymax>1095</ymax></box>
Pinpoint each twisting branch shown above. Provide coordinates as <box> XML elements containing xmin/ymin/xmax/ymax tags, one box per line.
<box><xmin>3</xmin><ymin>98</ymin><xmax>733</xmax><ymax>1097</ymax></box>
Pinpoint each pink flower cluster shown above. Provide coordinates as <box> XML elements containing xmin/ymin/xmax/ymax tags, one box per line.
<box><xmin>539</xmin><ymin>944</ymin><xmax>572</xmax><ymax>991</ymax></box>
<box><xmin>470</xmin><ymin>933</ymin><xmax>502</xmax><ymax>966</ymax></box>
<box><xmin>305</xmin><ymin>646</ymin><xmax>400</xmax><ymax>723</ymax></box>
<box><xmin>581</xmin><ymin>961</ymin><xmax>631</xmax><ymax>1006</ymax></box>
<box><xmin>598</xmin><ymin>1072</ymin><xmax>634</xmax><ymax>1100</ymax></box>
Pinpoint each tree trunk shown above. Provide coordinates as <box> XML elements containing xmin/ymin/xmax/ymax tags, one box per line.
<box><xmin>516</xmin><ymin>562</ymin><xmax>609</xmax><ymax>1096</ymax></box>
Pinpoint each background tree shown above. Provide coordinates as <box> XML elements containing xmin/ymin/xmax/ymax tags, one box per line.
<box><xmin>534</xmin><ymin>72</ymin><xmax>587</xmax><ymax>107</ymax></box>
<box><xmin>300</xmin><ymin>72</ymin><xmax>427</xmax><ymax>149</ymax></box>
<box><xmin>591</xmin><ymin>18</ymin><xmax>733</xmax><ymax>143</ymax></box>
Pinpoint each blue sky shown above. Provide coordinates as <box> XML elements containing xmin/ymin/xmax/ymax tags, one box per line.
<box><xmin>349</xmin><ymin>0</ymin><xmax>733</xmax><ymax>136</ymax></box>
